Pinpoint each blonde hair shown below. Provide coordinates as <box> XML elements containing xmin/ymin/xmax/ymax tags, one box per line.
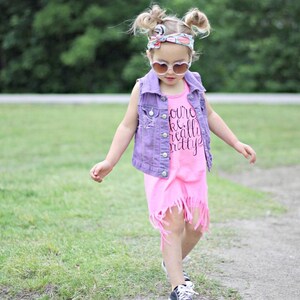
<box><xmin>130</xmin><ymin>5</ymin><xmax>210</xmax><ymax>60</ymax></box>
<box><xmin>130</xmin><ymin>5</ymin><xmax>210</xmax><ymax>36</ymax></box>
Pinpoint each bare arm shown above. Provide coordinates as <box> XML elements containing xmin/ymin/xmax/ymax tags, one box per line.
<box><xmin>204</xmin><ymin>94</ymin><xmax>256</xmax><ymax>164</ymax></box>
<box><xmin>90</xmin><ymin>82</ymin><xmax>139</xmax><ymax>182</ymax></box>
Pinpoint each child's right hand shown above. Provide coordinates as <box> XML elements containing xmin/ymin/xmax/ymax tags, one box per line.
<box><xmin>90</xmin><ymin>160</ymin><xmax>113</xmax><ymax>183</ymax></box>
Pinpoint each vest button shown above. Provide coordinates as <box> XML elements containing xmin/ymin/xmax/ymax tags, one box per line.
<box><xmin>149</xmin><ymin>110</ymin><xmax>154</xmax><ymax>116</ymax></box>
<box><xmin>161</xmin><ymin>114</ymin><xmax>167</xmax><ymax>119</ymax></box>
<box><xmin>161</xmin><ymin>171</ymin><xmax>167</xmax><ymax>177</ymax></box>
<box><xmin>162</xmin><ymin>132</ymin><xmax>168</xmax><ymax>138</ymax></box>
<box><xmin>161</xmin><ymin>96</ymin><xmax>167</xmax><ymax>101</ymax></box>
<box><xmin>162</xmin><ymin>152</ymin><xmax>168</xmax><ymax>158</ymax></box>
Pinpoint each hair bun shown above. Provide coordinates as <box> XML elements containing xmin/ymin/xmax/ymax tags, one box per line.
<box><xmin>131</xmin><ymin>4</ymin><xmax>166</xmax><ymax>35</ymax></box>
<box><xmin>184</xmin><ymin>8</ymin><xmax>210</xmax><ymax>37</ymax></box>
<box><xmin>150</xmin><ymin>4</ymin><xmax>166</xmax><ymax>24</ymax></box>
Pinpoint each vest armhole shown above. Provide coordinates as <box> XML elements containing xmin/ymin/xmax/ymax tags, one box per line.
<box><xmin>136</xmin><ymin>79</ymin><xmax>143</xmax><ymax>105</ymax></box>
<box><xmin>191</xmin><ymin>71</ymin><xmax>206</xmax><ymax>94</ymax></box>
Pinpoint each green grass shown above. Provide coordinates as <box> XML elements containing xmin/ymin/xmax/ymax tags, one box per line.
<box><xmin>0</xmin><ymin>103</ymin><xmax>297</xmax><ymax>299</ymax></box>
<box><xmin>210</xmin><ymin>103</ymin><xmax>300</xmax><ymax>171</ymax></box>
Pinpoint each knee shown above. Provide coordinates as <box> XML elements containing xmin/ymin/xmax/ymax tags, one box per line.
<box><xmin>163</xmin><ymin>208</ymin><xmax>185</xmax><ymax>236</ymax></box>
<box><xmin>168</xmin><ymin>221</ymin><xmax>185</xmax><ymax>236</ymax></box>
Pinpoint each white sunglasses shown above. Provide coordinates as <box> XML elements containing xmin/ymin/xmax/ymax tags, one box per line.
<box><xmin>151</xmin><ymin>61</ymin><xmax>191</xmax><ymax>75</ymax></box>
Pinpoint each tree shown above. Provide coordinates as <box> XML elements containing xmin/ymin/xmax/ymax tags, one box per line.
<box><xmin>199</xmin><ymin>0</ymin><xmax>300</xmax><ymax>92</ymax></box>
<box><xmin>0</xmin><ymin>0</ymin><xmax>150</xmax><ymax>93</ymax></box>
<box><xmin>0</xmin><ymin>0</ymin><xmax>299</xmax><ymax>92</ymax></box>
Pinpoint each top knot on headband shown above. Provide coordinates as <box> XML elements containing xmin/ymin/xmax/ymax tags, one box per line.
<box><xmin>154</xmin><ymin>24</ymin><xmax>166</xmax><ymax>36</ymax></box>
<box><xmin>147</xmin><ymin>24</ymin><xmax>194</xmax><ymax>50</ymax></box>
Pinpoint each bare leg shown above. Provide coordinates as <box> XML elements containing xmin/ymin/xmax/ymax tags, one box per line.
<box><xmin>181</xmin><ymin>208</ymin><xmax>204</xmax><ymax>260</ymax></box>
<box><xmin>162</xmin><ymin>207</ymin><xmax>186</xmax><ymax>290</ymax></box>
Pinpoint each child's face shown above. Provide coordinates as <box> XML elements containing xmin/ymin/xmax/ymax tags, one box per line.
<box><xmin>148</xmin><ymin>43</ymin><xmax>190</xmax><ymax>87</ymax></box>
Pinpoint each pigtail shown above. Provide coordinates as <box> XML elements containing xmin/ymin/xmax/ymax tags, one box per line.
<box><xmin>184</xmin><ymin>8</ymin><xmax>210</xmax><ymax>38</ymax></box>
<box><xmin>130</xmin><ymin>5</ymin><xmax>166</xmax><ymax>35</ymax></box>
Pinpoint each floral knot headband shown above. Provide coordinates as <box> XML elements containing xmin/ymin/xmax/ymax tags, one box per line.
<box><xmin>147</xmin><ymin>24</ymin><xmax>194</xmax><ymax>50</ymax></box>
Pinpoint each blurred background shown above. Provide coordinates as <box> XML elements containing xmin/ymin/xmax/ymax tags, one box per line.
<box><xmin>0</xmin><ymin>0</ymin><xmax>299</xmax><ymax>94</ymax></box>
<box><xmin>1</xmin><ymin>2</ymin><xmax>299</xmax><ymax>299</ymax></box>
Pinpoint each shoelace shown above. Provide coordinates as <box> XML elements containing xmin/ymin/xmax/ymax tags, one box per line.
<box><xmin>176</xmin><ymin>285</ymin><xmax>199</xmax><ymax>300</ymax></box>
<box><xmin>185</xmin><ymin>280</ymin><xmax>194</xmax><ymax>289</ymax></box>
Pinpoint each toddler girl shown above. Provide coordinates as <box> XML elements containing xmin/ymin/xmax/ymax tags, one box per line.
<box><xmin>90</xmin><ymin>5</ymin><xmax>256</xmax><ymax>300</ymax></box>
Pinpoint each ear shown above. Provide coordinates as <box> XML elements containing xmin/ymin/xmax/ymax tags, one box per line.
<box><xmin>191</xmin><ymin>50</ymin><xmax>195</xmax><ymax>60</ymax></box>
<box><xmin>146</xmin><ymin>50</ymin><xmax>152</xmax><ymax>61</ymax></box>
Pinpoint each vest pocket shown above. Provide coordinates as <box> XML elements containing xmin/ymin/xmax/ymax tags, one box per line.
<box><xmin>140</xmin><ymin>106</ymin><xmax>160</xmax><ymax>129</ymax></box>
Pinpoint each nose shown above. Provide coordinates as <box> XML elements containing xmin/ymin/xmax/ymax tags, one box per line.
<box><xmin>166</xmin><ymin>65</ymin><xmax>175</xmax><ymax>75</ymax></box>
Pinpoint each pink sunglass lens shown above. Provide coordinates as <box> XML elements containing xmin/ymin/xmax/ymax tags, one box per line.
<box><xmin>152</xmin><ymin>62</ymin><xmax>168</xmax><ymax>74</ymax></box>
<box><xmin>173</xmin><ymin>63</ymin><xmax>189</xmax><ymax>74</ymax></box>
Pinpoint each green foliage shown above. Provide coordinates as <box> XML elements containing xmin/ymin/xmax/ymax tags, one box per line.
<box><xmin>0</xmin><ymin>0</ymin><xmax>299</xmax><ymax>92</ymax></box>
<box><xmin>210</xmin><ymin>0</ymin><xmax>300</xmax><ymax>92</ymax></box>
<box><xmin>33</xmin><ymin>2</ymin><xmax>73</xmax><ymax>36</ymax></box>
<box><xmin>60</xmin><ymin>27</ymin><xmax>103</xmax><ymax>66</ymax></box>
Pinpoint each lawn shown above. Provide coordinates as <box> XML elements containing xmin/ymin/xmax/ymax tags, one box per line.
<box><xmin>0</xmin><ymin>103</ymin><xmax>298</xmax><ymax>299</ymax></box>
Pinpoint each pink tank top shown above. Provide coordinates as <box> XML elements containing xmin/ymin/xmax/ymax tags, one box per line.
<box><xmin>167</xmin><ymin>80</ymin><xmax>206</xmax><ymax>179</ymax></box>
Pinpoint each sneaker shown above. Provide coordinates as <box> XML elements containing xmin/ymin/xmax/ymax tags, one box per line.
<box><xmin>161</xmin><ymin>261</ymin><xmax>192</xmax><ymax>285</ymax></box>
<box><xmin>169</xmin><ymin>284</ymin><xmax>198</xmax><ymax>300</ymax></box>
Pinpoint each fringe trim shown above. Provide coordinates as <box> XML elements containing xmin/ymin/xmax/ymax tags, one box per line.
<box><xmin>149</xmin><ymin>196</ymin><xmax>209</xmax><ymax>250</ymax></box>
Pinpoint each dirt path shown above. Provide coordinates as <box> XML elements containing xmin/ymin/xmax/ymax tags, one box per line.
<box><xmin>210</xmin><ymin>165</ymin><xmax>300</xmax><ymax>300</ymax></box>
<box><xmin>129</xmin><ymin>165</ymin><xmax>300</xmax><ymax>300</ymax></box>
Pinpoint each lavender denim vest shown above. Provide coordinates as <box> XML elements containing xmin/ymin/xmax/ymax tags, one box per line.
<box><xmin>132</xmin><ymin>69</ymin><xmax>212</xmax><ymax>178</ymax></box>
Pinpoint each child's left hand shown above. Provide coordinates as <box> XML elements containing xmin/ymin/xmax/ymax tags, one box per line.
<box><xmin>234</xmin><ymin>141</ymin><xmax>256</xmax><ymax>164</ymax></box>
